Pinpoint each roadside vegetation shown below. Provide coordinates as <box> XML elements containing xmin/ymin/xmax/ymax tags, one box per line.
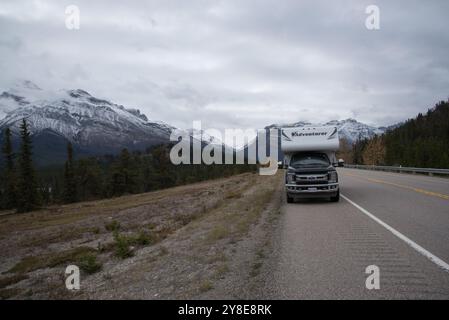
<box><xmin>0</xmin><ymin>119</ymin><xmax>256</xmax><ymax>213</ymax></box>
<box><xmin>0</xmin><ymin>171</ymin><xmax>283</xmax><ymax>299</ymax></box>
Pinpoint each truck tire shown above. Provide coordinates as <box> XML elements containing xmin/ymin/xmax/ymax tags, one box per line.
<box><xmin>286</xmin><ymin>194</ymin><xmax>294</xmax><ymax>203</ymax></box>
<box><xmin>330</xmin><ymin>190</ymin><xmax>340</xmax><ymax>202</ymax></box>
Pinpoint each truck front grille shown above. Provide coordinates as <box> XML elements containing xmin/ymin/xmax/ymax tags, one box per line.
<box><xmin>295</xmin><ymin>174</ymin><xmax>328</xmax><ymax>185</ymax></box>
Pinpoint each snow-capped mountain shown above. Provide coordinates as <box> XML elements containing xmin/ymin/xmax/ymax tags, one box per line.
<box><xmin>0</xmin><ymin>80</ymin><xmax>396</xmax><ymax>166</ymax></box>
<box><xmin>324</xmin><ymin>119</ymin><xmax>387</xmax><ymax>143</ymax></box>
<box><xmin>267</xmin><ymin>118</ymin><xmax>387</xmax><ymax>143</ymax></box>
<box><xmin>0</xmin><ymin>81</ymin><xmax>42</xmax><ymax>119</ymax></box>
<box><xmin>185</xmin><ymin>128</ymin><xmax>224</xmax><ymax>146</ymax></box>
<box><xmin>0</xmin><ymin>81</ymin><xmax>174</xmax><ymax>164</ymax></box>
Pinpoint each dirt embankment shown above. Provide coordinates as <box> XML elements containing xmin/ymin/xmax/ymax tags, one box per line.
<box><xmin>0</xmin><ymin>171</ymin><xmax>283</xmax><ymax>299</ymax></box>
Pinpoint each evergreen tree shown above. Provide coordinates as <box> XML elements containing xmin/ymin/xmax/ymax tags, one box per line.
<box><xmin>52</xmin><ymin>177</ymin><xmax>61</xmax><ymax>203</ymax></box>
<box><xmin>16</xmin><ymin>119</ymin><xmax>40</xmax><ymax>212</ymax></box>
<box><xmin>142</xmin><ymin>156</ymin><xmax>156</xmax><ymax>192</ymax></box>
<box><xmin>40</xmin><ymin>180</ymin><xmax>51</xmax><ymax>206</ymax></box>
<box><xmin>7</xmin><ymin>133</ymin><xmax>257</xmax><ymax>207</ymax></box>
<box><xmin>352</xmin><ymin>138</ymin><xmax>368</xmax><ymax>164</ymax></box>
<box><xmin>1</xmin><ymin>128</ymin><xmax>17</xmax><ymax>209</ymax></box>
<box><xmin>62</xmin><ymin>142</ymin><xmax>77</xmax><ymax>203</ymax></box>
<box><xmin>77</xmin><ymin>157</ymin><xmax>103</xmax><ymax>200</ymax></box>
<box><xmin>356</xmin><ymin>100</ymin><xmax>449</xmax><ymax>168</ymax></box>
<box><xmin>111</xmin><ymin>149</ymin><xmax>137</xmax><ymax>196</ymax></box>
<box><xmin>151</xmin><ymin>145</ymin><xmax>175</xmax><ymax>188</ymax></box>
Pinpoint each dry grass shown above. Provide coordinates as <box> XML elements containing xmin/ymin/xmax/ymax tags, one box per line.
<box><xmin>0</xmin><ymin>173</ymin><xmax>255</xmax><ymax>234</ymax></box>
<box><xmin>206</xmin><ymin>225</ymin><xmax>230</xmax><ymax>242</ymax></box>
<box><xmin>199</xmin><ymin>280</ymin><xmax>213</xmax><ymax>292</ymax></box>
<box><xmin>206</xmin><ymin>252</ymin><xmax>228</xmax><ymax>264</ymax></box>
<box><xmin>0</xmin><ymin>171</ymin><xmax>283</xmax><ymax>299</ymax></box>
<box><xmin>224</xmin><ymin>189</ymin><xmax>243</xmax><ymax>200</ymax></box>
<box><xmin>7</xmin><ymin>246</ymin><xmax>97</xmax><ymax>274</ymax></box>
<box><xmin>202</xmin><ymin>187</ymin><xmax>276</xmax><ymax>247</ymax></box>
<box><xmin>214</xmin><ymin>264</ymin><xmax>230</xmax><ymax>279</ymax></box>
<box><xmin>0</xmin><ymin>274</ymin><xmax>29</xmax><ymax>289</ymax></box>
<box><xmin>0</xmin><ymin>287</ymin><xmax>22</xmax><ymax>300</ymax></box>
<box><xmin>20</xmin><ymin>226</ymin><xmax>91</xmax><ymax>247</ymax></box>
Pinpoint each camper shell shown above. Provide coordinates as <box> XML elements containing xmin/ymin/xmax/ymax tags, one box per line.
<box><xmin>281</xmin><ymin>126</ymin><xmax>340</xmax><ymax>203</ymax></box>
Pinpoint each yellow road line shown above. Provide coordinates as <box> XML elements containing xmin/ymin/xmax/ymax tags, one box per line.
<box><xmin>344</xmin><ymin>172</ymin><xmax>449</xmax><ymax>200</ymax></box>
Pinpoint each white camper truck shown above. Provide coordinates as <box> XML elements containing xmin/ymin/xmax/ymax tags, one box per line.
<box><xmin>281</xmin><ymin>126</ymin><xmax>340</xmax><ymax>203</ymax></box>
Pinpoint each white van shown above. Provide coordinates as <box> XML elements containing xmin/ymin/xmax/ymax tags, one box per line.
<box><xmin>281</xmin><ymin>126</ymin><xmax>340</xmax><ymax>203</ymax></box>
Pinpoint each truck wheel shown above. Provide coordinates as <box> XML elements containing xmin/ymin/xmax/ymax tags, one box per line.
<box><xmin>330</xmin><ymin>190</ymin><xmax>340</xmax><ymax>202</ymax></box>
<box><xmin>286</xmin><ymin>194</ymin><xmax>294</xmax><ymax>203</ymax></box>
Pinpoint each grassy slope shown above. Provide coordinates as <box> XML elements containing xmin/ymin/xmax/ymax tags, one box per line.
<box><xmin>0</xmin><ymin>171</ymin><xmax>283</xmax><ymax>299</ymax></box>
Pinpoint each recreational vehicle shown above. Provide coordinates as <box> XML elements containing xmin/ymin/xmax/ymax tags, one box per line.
<box><xmin>281</xmin><ymin>126</ymin><xmax>340</xmax><ymax>203</ymax></box>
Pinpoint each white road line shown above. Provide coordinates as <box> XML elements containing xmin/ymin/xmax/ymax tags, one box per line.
<box><xmin>341</xmin><ymin>194</ymin><xmax>449</xmax><ymax>273</ymax></box>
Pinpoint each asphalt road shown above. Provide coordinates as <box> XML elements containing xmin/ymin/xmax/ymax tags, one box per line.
<box><xmin>263</xmin><ymin>168</ymin><xmax>449</xmax><ymax>299</ymax></box>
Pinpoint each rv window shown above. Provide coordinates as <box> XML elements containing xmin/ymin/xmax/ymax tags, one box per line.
<box><xmin>290</xmin><ymin>153</ymin><xmax>330</xmax><ymax>167</ymax></box>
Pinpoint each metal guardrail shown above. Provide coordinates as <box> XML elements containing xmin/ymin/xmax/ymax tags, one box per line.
<box><xmin>343</xmin><ymin>164</ymin><xmax>449</xmax><ymax>176</ymax></box>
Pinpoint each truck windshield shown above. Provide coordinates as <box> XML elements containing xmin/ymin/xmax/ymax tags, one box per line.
<box><xmin>290</xmin><ymin>153</ymin><xmax>330</xmax><ymax>168</ymax></box>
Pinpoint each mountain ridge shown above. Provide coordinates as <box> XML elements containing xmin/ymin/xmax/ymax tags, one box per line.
<box><xmin>0</xmin><ymin>81</ymin><xmax>174</xmax><ymax>165</ymax></box>
<box><xmin>0</xmin><ymin>81</ymin><xmax>398</xmax><ymax>166</ymax></box>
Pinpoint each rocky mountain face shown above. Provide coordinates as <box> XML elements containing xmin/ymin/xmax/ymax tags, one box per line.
<box><xmin>0</xmin><ymin>81</ymin><xmax>174</xmax><ymax>165</ymax></box>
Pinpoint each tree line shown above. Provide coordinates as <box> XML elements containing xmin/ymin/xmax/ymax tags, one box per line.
<box><xmin>348</xmin><ymin>100</ymin><xmax>449</xmax><ymax>168</ymax></box>
<box><xmin>0</xmin><ymin>119</ymin><xmax>256</xmax><ymax>212</ymax></box>
<box><xmin>1</xmin><ymin>119</ymin><xmax>41</xmax><ymax>212</ymax></box>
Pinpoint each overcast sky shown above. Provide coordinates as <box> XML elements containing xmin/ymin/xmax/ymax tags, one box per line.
<box><xmin>1</xmin><ymin>0</ymin><xmax>448</xmax><ymax>130</ymax></box>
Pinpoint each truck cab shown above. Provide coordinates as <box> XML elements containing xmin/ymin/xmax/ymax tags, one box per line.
<box><xmin>281</xmin><ymin>126</ymin><xmax>340</xmax><ymax>203</ymax></box>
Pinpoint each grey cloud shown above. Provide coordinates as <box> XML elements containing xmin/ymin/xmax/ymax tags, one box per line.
<box><xmin>0</xmin><ymin>0</ymin><xmax>448</xmax><ymax>130</ymax></box>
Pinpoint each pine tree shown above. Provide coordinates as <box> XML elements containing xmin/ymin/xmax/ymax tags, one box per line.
<box><xmin>2</xmin><ymin>128</ymin><xmax>17</xmax><ymax>209</ymax></box>
<box><xmin>52</xmin><ymin>177</ymin><xmax>61</xmax><ymax>203</ymax></box>
<box><xmin>77</xmin><ymin>157</ymin><xmax>103</xmax><ymax>200</ymax></box>
<box><xmin>360</xmin><ymin>101</ymin><xmax>449</xmax><ymax>168</ymax></box>
<box><xmin>16</xmin><ymin>119</ymin><xmax>40</xmax><ymax>212</ymax></box>
<box><xmin>352</xmin><ymin>138</ymin><xmax>368</xmax><ymax>164</ymax></box>
<box><xmin>40</xmin><ymin>180</ymin><xmax>51</xmax><ymax>206</ymax></box>
<box><xmin>62</xmin><ymin>142</ymin><xmax>77</xmax><ymax>203</ymax></box>
<box><xmin>110</xmin><ymin>149</ymin><xmax>127</xmax><ymax>196</ymax></box>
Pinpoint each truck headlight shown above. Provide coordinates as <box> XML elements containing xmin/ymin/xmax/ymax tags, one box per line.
<box><xmin>328</xmin><ymin>171</ymin><xmax>338</xmax><ymax>183</ymax></box>
<box><xmin>287</xmin><ymin>173</ymin><xmax>295</xmax><ymax>184</ymax></box>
